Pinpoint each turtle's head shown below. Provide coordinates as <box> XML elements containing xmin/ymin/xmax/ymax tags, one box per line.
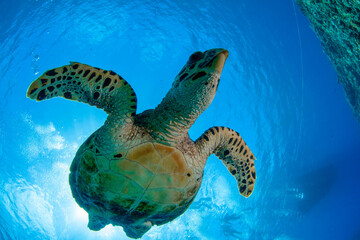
<box><xmin>152</xmin><ymin>49</ymin><xmax>229</xmax><ymax>139</ymax></box>
<box><xmin>170</xmin><ymin>48</ymin><xmax>229</xmax><ymax>114</ymax></box>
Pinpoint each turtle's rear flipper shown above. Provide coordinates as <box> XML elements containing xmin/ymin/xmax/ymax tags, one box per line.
<box><xmin>195</xmin><ymin>126</ymin><xmax>256</xmax><ymax>197</ymax></box>
<box><xmin>27</xmin><ymin>62</ymin><xmax>137</xmax><ymax>118</ymax></box>
<box><xmin>87</xmin><ymin>207</ymin><xmax>108</xmax><ymax>231</ymax></box>
<box><xmin>123</xmin><ymin>221</ymin><xmax>152</xmax><ymax>239</ymax></box>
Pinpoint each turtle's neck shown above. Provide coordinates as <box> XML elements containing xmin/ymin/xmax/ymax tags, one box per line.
<box><xmin>136</xmin><ymin>96</ymin><xmax>198</xmax><ymax>145</ymax></box>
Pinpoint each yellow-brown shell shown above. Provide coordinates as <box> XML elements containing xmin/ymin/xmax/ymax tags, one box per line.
<box><xmin>70</xmin><ymin>139</ymin><xmax>201</xmax><ymax>227</ymax></box>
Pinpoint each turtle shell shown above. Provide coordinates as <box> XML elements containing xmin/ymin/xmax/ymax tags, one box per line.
<box><xmin>69</xmin><ymin>138</ymin><xmax>201</xmax><ymax>230</ymax></box>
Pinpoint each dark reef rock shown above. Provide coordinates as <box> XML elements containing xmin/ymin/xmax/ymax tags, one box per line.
<box><xmin>296</xmin><ymin>0</ymin><xmax>360</xmax><ymax>120</ymax></box>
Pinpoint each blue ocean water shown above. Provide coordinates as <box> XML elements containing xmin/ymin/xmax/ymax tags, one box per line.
<box><xmin>0</xmin><ymin>0</ymin><xmax>360</xmax><ymax>239</ymax></box>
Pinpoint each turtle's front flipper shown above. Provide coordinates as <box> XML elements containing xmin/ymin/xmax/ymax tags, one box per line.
<box><xmin>27</xmin><ymin>62</ymin><xmax>137</xmax><ymax>118</ymax></box>
<box><xmin>195</xmin><ymin>127</ymin><xmax>256</xmax><ymax>197</ymax></box>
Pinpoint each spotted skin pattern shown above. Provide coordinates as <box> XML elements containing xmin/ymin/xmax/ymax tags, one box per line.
<box><xmin>26</xmin><ymin>48</ymin><xmax>257</xmax><ymax>239</ymax></box>
<box><xmin>27</xmin><ymin>62</ymin><xmax>137</xmax><ymax>118</ymax></box>
<box><xmin>195</xmin><ymin>127</ymin><xmax>256</xmax><ymax>197</ymax></box>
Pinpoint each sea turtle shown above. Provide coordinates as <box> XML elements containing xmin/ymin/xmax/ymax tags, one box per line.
<box><xmin>26</xmin><ymin>48</ymin><xmax>257</xmax><ymax>238</ymax></box>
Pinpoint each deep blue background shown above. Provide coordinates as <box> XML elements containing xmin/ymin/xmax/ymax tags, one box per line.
<box><xmin>0</xmin><ymin>0</ymin><xmax>359</xmax><ymax>239</ymax></box>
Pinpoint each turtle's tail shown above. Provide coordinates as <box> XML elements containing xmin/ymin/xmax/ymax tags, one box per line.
<box><xmin>123</xmin><ymin>222</ymin><xmax>152</xmax><ymax>239</ymax></box>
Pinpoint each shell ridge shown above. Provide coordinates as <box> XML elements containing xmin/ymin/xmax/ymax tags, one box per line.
<box><xmin>127</xmin><ymin>143</ymin><xmax>164</xmax><ymax>214</ymax></box>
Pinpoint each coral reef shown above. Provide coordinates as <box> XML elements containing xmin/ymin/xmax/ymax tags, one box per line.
<box><xmin>296</xmin><ymin>0</ymin><xmax>360</xmax><ymax>120</ymax></box>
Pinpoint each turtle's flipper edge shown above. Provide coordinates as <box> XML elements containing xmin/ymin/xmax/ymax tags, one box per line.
<box><xmin>27</xmin><ymin>62</ymin><xmax>137</xmax><ymax>117</ymax></box>
<box><xmin>195</xmin><ymin>127</ymin><xmax>256</xmax><ymax>197</ymax></box>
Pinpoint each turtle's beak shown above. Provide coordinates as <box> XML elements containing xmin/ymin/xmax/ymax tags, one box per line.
<box><xmin>212</xmin><ymin>49</ymin><xmax>229</xmax><ymax>75</ymax></box>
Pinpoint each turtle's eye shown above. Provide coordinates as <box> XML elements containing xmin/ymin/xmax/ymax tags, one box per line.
<box><xmin>189</xmin><ymin>51</ymin><xmax>204</xmax><ymax>63</ymax></box>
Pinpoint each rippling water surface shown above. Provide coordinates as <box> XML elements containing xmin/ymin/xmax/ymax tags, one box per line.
<box><xmin>1</xmin><ymin>0</ymin><xmax>360</xmax><ymax>239</ymax></box>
